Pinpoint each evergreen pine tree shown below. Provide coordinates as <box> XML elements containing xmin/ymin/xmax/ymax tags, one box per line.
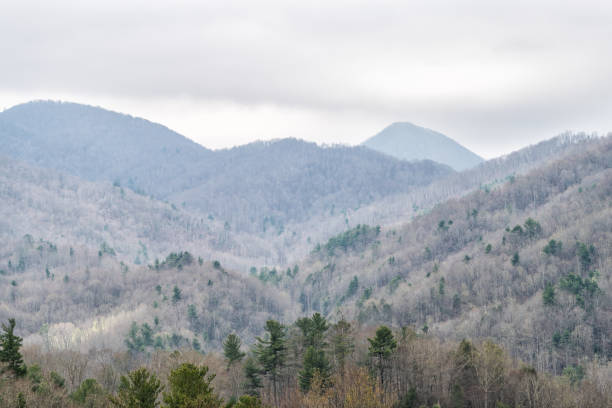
<box><xmin>70</xmin><ymin>379</ymin><xmax>105</xmax><ymax>406</ymax></box>
<box><xmin>162</xmin><ymin>363</ymin><xmax>222</xmax><ymax>408</ymax></box>
<box><xmin>243</xmin><ymin>356</ymin><xmax>263</xmax><ymax>397</ymax></box>
<box><xmin>172</xmin><ymin>286</ymin><xmax>182</xmax><ymax>305</ymax></box>
<box><xmin>254</xmin><ymin>320</ymin><xmax>287</xmax><ymax>406</ymax></box>
<box><xmin>543</xmin><ymin>283</ymin><xmax>556</xmax><ymax>306</ymax></box>
<box><xmin>223</xmin><ymin>334</ymin><xmax>246</xmax><ymax>368</ymax></box>
<box><xmin>0</xmin><ymin>318</ymin><xmax>26</xmax><ymax>377</ymax></box>
<box><xmin>298</xmin><ymin>346</ymin><xmax>331</xmax><ymax>392</ymax></box>
<box><xmin>329</xmin><ymin>318</ymin><xmax>354</xmax><ymax>377</ymax></box>
<box><xmin>367</xmin><ymin>325</ymin><xmax>396</xmax><ymax>388</ymax></box>
<box><xmin>109</xmin><ymin>367</ymin><xmax>163</xmax><ymax>408</ymax></box>
<box><xmin>224</xmin><ymin>334</ymin><xmax>246</xmax><ymax>398</ymax></box>
<box><xmin>296</xmin><ymin>313</ymin><xmax>328</xmax><ymax>349</ymax></box>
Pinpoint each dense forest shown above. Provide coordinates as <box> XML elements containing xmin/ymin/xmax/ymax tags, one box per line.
<box><xmin>1</xmin><ymin>314</ymin><xmax>610</xmax><ymax>407</ymax></box>
<box><xmin>0</xmin><ymin>154</ymin><xmax>279</xmax><ymax>271</ymax></box>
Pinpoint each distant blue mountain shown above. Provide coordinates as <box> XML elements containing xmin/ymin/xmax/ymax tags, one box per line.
<box><xmin>0</xmin><ymin>101</ymin><xmax>453</xmax><ymax>232</ymax></box>
<box><xmin>362</xmin><ymin>122</ymin><xmax>484</xmax><ymax>171</ymax></box>
<box><xmin>0</xmin><ymin>100</ymin><xmax>213</xmax><ymax>196</ymax></box>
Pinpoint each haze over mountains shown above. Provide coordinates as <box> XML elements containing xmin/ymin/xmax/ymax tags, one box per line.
<box><xmin>0</xmin><ymin>101</ymin><xmax>453</xmax><ymax>234</ymax></box>
<box><xmin>0</xmin><ymin>101</ymin><xmax>603</xmax><ymax>268</ymax></box>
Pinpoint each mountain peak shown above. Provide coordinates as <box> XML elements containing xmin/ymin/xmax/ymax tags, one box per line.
<box><xmin>362</xmin><ymin>122</ymin><xmax>484</xmax><ymax>171</ymax></box>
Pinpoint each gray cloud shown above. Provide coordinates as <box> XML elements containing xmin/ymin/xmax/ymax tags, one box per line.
<box><xmin>1</xmin><ymin>0</ymin><xmax>612</xmax><ymax>157</ymax></box>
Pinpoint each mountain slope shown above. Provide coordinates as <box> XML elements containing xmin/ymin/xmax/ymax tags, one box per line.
<box><xmin>276</xmin><ymin>132</ymin><xmax>601</xmax><ymax>263</ymax></box>
<box><xmin>276</xmin><ymin>136</ymin><xmax>612</xmax><ymax>370</ymax></box>
<box><xmin>0</xmin><ymin>100</ymin><xmax>214</xmax><ymax>196</ymax></box>
<box><xmin>170</xmin><ymin>139</ymin><xmax>452</xmax><ymax>232</ymax></box>
<box><xmin>0</xmin><ymin>133</ymin><xmax>600</xmax><ymax>272</ymax></box>
<box><xmin>0</xmin><ymin>239</ymin><xmax>292</xmax><ymax>352</ymax></box>
<box><xmin>0</xmin><ymin>101</ymin><xmax>454</xmax><ymax>233</ymax></box>
<box><xmin>348</xmin><ymin>132</ymin><xmax>601</xmax><ymax>227</ymax></box>
<box><xmin>363</xmin><ymin>122</ymin><xmax>484</xmax><ymax>170</ymax></box>
<box><xmin>0</xmin><ymin>154</ymin><xmax>277</xmax><ymax>270</ymax></box>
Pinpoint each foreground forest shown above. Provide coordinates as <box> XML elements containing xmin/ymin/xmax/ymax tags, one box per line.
<box><xmin>1</xmin><ymin>314</ymin><xmax>610</xmax><ymax>407</ymax></box>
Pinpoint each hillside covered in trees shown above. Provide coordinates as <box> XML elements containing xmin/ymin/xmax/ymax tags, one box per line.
<box><xmin>0</xmin><ymin>154</ymin><xmax>281</xmax><ymax>270</ymax></box>
<box><xmin>283</xmin><ymin>137</ymin><xmax>612</xmax><ymax>374</ymax></box>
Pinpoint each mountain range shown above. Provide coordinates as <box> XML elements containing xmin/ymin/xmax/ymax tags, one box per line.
<box><xmin>362</xmin><ymin>121</ymin><xmax>484</xmax><ymax>170</ymax></box>
<box><xmin>0</xmin><ymin>101</ymin><xmax>454</xmax><ymax>234</ymax></box>
<box><xmin>0</xmin><ymin>100</ymin><xmax>609</xmax><ymax>396</ymax></box>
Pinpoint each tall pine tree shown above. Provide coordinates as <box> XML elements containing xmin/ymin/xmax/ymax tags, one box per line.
<box><xmin>0</xmin><ymin>318</ymin><xmax>26</xmax><ymax>377</ymax></box>
<box><xmin>296</xmin><ymin>313</ymin><xmax>328</xmax><ymax>349</ymax></box>
<box><xmin>223</xmin><ymin>334</ymin><xmax>246</xmax><ymax>368</ymax></box>
<box><xmin>243</xmin><ymin>356</ymin><xmax>263</xmax><ymax>397</ymax></box>
<box><xmin>162</xmin><ymin>363</ymin><xmax>222</xmax><ymax>408</ymax></box>
<box><xmin>254</xmin><ymin>320</ymin><xmax>287</xmax><ymax>406</ymax></box>
<box><xmin>368</xmin><ymin>325</ymin><xmax>396</xmax><ymax>388</ymax></box>
<box><xmin>329</xmin><ymin>318</ymin><xmax>354</xmax><ymax>377</ymax></box>
<box><xmin>298</xmin><ymin>346</ymin><xmax>331</xmax><ymax>392</ymax></box>
<box><xmin>295</xmin><ymin>313</ymin><xmax>331</xmax><ymax>392</ymax></box>
<box><xmin>109</xmin><ymin>367</ymin><xmax>163</xmax><ymax>408</ymax></box>
<box><xmin>223</xmin><ymin>333</ymin><xmax>246</xmax><ymax>398</ymax></box>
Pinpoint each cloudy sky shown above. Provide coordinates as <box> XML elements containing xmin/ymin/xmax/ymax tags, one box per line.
<box><xmin>2</xmin><ymin>0</ymin><xmax>611</xmax><ymax>158</ymax></box>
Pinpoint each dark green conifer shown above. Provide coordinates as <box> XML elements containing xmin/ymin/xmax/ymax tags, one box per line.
<box><xmin>329</xmin><ymin>318</ymin><xmax>354</xmax><ymax>377</ymax></box>
<box><xmin>368</xmin><ymin>325</ymin><xmax>396</xmax><ymax>387</ymax></box>
<box><xmin>162</xmin><ymin>363</ymin><xmax>222</xmax><ymax>408</ymax></box>
<box><xmin>298</xmin><ymin>346</ymin><xmax>331</xmax><ymax>392</ymax></box>
<box><xmin>109</xmin><ymin>367</ymin><xmax>163</xmax><ymax>408</ymax></box>
<box><xmin>254</xmin><ymin>320</ymin><xmax>287</xmax><ymax>406</ymax></box>
<box><xmin>0</xmin><ymin>318</ymin><xmax>26</xmax><ymax>377</ymax></box>
<box><xmin>223</xmin><ymin>334</ymin><xmax>246</xmax><ymax>369</ymax></box>
<box><xmin>243</xmin><ymin>356</ymin><xmax>263</xmax><ymax>397</ymax></box>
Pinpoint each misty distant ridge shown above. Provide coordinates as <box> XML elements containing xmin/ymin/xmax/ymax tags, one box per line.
<box><xmin>0</xmin><ymin>100</ymin><xmax>453</xmax><ymax>233</ymax></box>
<box><xmin>1</xmin><ymin>101</ymin><xmax>481</xmax><ymax>170</ymax></box>
<box><xmin>0</xmin><ymin>100</ymin><xmax>214</xmax><ymax>196</ymax></box>
<box><xmin>363</xmin><ymin>121</ymin><xmax>484</xmax><ymax>171</ymax></box>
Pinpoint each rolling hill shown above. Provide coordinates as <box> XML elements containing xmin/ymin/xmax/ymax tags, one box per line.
<box><xmin>0</xmin><ymin>100</ymin><xmax>213</xmax><ymax>197</ymax></box>
<box><xmin>0</xmin><ymin>154</ymin><xmax>277</xmax><ymax>270</ymax></box>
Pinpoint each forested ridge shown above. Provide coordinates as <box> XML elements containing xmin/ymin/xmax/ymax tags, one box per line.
<box><xmin>285</xmin><ymin>138</ymin><xmax>612</xmax><ymax>373</ymax></box>
<box><xmin>0</xmin><ymin>154</ymin><xmax>279</xmax><ymax>271</ymax></box>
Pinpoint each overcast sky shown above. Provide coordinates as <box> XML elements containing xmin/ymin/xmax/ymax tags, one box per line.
<box><xmin>2</xmin><ymin>0</ymin><xmax>612</xmax><ymax>158</ymax></box>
